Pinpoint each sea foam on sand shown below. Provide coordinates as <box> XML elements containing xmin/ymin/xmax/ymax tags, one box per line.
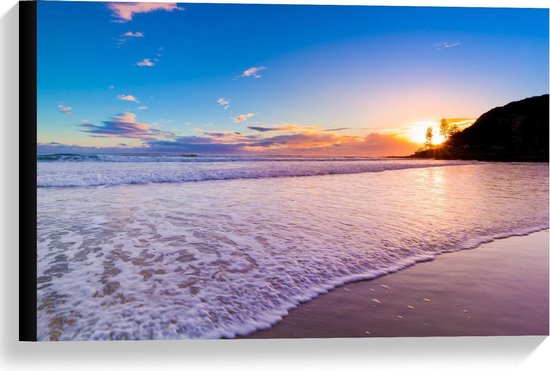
<box><xmin>247</xmin><ymin>230</ymin><xmax>549</xmax><ymax>338</ymax></box>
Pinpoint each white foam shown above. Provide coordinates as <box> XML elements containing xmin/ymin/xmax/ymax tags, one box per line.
<box><xmin>36</xmin><ymin>162</ymin><xmax>549</xmax><ymax>340</ymax></box>
<box><xmin>37</xmin><ymin>158</ymin><xmax>473</xmax><ymax>187</ymax></box>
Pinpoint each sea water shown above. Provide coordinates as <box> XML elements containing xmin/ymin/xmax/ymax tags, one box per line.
<box><xmin>36</xmin><ymin>156</ymin><xmax>549</xmax><ymax>340</ymax></box>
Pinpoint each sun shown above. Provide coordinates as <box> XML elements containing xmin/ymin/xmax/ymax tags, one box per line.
<box><xmin>406</xmin><ymin>121</ymin><xmax>446</xmax><ymax>145</ymax></box>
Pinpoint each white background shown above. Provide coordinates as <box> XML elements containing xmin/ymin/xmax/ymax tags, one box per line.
<box><xmin>1</xmin><ymin>0</ymin><xmax>548</xmax><ymax>370</ymax></box>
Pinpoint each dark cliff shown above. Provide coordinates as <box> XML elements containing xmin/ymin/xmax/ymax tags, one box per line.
<box><xmin>411</xmin><ymin>94</ymin><xmax>549</xmax><ymax>162</ymax></box>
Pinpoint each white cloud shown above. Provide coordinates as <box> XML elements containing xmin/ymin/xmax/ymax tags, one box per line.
<box><xmin>136</xmin><ymin>58</ymin><xmax>154</xmax><ymax>67</ymax></box>
<box><xmin>137</xmin><ymin>106</ymin><xmax>148</xmax><ymax>110</ymax></box>
<box><xmin>217</xmin><ymin>98</ymin><xmax>230</xmax><ymax>110</ymax></box>
<box><xmin>233</xmin><ymin>113</ymin><xmax>255</xmax><ymax>123</ymax></box>
<box><xmin>123</xmin><ymin>31</ymin><xmax>144</xmax><ymax>38</ymax></box>
<box><xmin>434</xmin><ymin>41</ymin><xmax>461</xmax><ymax>49</ymax></box>
<box><xmin>117</xmin><ymin>31</ymin><xmax>145</xmax><ymax>45</ymax></box>
<box><xmin>117</xmin><ymin>94</ymin><xmax>139</xmax><ymax>102</ymax></box>
<box><xmin>58</xmin><ymin>104</ymin><xmax>73</xmax><ymax>115</ymax></box>
<box><xmin>108</xmin><ymin>2</ymin><xmax>184</xmax><ymax>22</ymax></box>
<box><xmin>238</xmin><ymin>66</ymin><xmax>266</xmax><ymax>78</ymax></box>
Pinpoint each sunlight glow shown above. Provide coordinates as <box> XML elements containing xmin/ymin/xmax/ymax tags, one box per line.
<box><xmin>407</xmin><ymin>121</ymin><xmax>446</xmax><ymax>145</ymax></box>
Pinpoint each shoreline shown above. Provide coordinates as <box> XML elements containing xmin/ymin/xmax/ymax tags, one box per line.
<box><xmin>243</xmin><ymin>230</ymin><xmax>549</xmax><ymax>339</ymax></box>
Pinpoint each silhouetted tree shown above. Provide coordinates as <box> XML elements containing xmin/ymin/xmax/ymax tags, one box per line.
<box><xmin>439</xmin><ymin>118</ymin><xmax>449</xmax><ymax>139</ymax></box>
<box><xmin>448</xmin><ymin>124</ymin><xmax>459</xmax><ymax>138</ymax></box>
<box><xmin>425</xmin><ymin>126</ymin><xmax>433</xmax><ymax>149</ymax></box>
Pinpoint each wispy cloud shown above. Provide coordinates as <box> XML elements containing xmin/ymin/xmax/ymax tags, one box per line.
<box><xmin>136</xmin><ymin>58</ymin><xmax>154</xmax><ymax>67</ymax></box>
<box><xmin>117</xmin><ymin>31</ymin><xmax>144</xmax><ymax>45</ymax></box>
<box><xmin>444</xmin><ymin>118</ymin><xmax>476</xmax><ymax>126</ymax></box>
<box><xmin>247</xmin><ymin>132</ymin><xmax>360</xmax><ymax>151</ymax></box>
<box><xmin>80</xmin><ymin>113</ymin><xmax>171</xmax><ymax>140</ymax></box>
<box><xmin>247</xmin><ymin>126</ymin><xmax>278</xmax><ymax>132</ymax></box>
<box><xmin>202</xmin><ymin>131</ymin><xmax>257</xmax><ymax>144</ymax></box>
<box><xmin>217</xmin><ymin>97</ymin><xmax>230</xmax><ymax>110</ymax></box>
<box><xmin>58</xmin><ymin>104</ymin><xmax>73</xmax><ymax>115</ymax></box>
<box><xmin>233</xmin><ymin>113</ymin><xmax>255</xmax><ymax>123</ymax></box>
<box><xmin>238</xmin><ymin>66</ymin><xmax>266</xmax><ymax>79</ymax></box>
<box><xmin>137</xmin><ymin>105</ymin><xmax>148</xmax><ymax>110</ymax></box>
<box><xmin>124</xmin><ymin>31</ymin><xmax>144</xmax><ymax>38</ymax></box>
<box><xmin>322</xmin><ymin>127</ymin><xmax>350</xmax><ymax>132</ymax></box>
<box><xmin>434</xmin><ymin>41</ymin><xmax>461</xmax><ymax>49</ymax></box>
<box><xmin>108</xmin><ymin>2</ymin><xmax>184</xmax><ymax>22</ymax></box>
<box><xmin>117</xmin><ymin>94</ymin><xmax>139</xmax><ymax>103</ymax></box>
<box><xmin>247</xmin><ymin>124</ymin><xmax>319</xmax><ymax>133</ymax></box>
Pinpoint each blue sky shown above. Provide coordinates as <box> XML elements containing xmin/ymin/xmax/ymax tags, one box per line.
<box><xmin>37</xmin><ymin>2</ymin><xmax>549</xmax><ymax>155</ymax></box>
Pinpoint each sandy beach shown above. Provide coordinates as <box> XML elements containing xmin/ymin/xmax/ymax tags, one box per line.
<box><xmin>245</xmin><ymin>230</ymin><xmax>549</xmax><ymax>338</ymax></box>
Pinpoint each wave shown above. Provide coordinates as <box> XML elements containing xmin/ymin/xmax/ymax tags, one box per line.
<box><xmin>37</xmin><ymin>159</ymin><xmax>473</xmax><ymax>187</ymax></box>
<box><xmin>38</xmin><ymin>153</ymin><xmax>395</xmax><ymax>163</ymax></box>
<box><xmin>38</xmin><ymin>153</ymin><xmax>201</xmax><ymax>162</ymax></box>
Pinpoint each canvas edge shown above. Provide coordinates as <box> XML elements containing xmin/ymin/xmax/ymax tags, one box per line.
<box><xmin>19</xmin><ymin>0</ymin><xmax>37</xmax><ymax>342</ymax></box>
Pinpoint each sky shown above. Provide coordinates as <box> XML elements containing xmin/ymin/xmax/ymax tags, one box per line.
<box><xmin>37</xmin><ymin>1</ymin><xmax>549</xmax><ymax>156</ymax></box>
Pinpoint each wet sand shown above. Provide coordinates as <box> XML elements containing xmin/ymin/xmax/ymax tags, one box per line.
<box><xmin>245</xmin><ymin>230</ymin><xmax>549</xmax><ymax>338</ymax></box>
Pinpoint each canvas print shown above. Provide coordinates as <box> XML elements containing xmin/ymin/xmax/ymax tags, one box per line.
<box><xmin>30</xmin><ymin>1</ymin><xmax>549</xmax><ymax>341</ymax></box>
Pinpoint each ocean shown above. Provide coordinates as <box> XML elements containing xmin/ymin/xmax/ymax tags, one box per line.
<box><xmin>36</xmin><ymin>155</ymin><xmax>549</xmax><ymax>340</ymax></box>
